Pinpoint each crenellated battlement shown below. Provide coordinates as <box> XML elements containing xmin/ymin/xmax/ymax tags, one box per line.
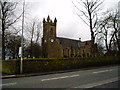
<box><xmin>43</xmin><ymin>15</ymin><xmax>57</xmax><ymax>26</ymax></box>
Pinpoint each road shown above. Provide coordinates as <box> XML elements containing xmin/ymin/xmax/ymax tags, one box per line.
<box><xmin>2</xmin><ymin>65</ymin><xmax>119</xmax><ymax>88</ymax></box>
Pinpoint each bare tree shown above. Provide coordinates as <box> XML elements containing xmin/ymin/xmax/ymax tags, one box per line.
<box><xmin>73</xmin><ymin>0</ymin><xmax>103</xmax><ymax>44</ymax></box>
<box><xmin>35</xmin><ymin>21</ymin><xmax>42</xmax><ymax>44</ymax></box>
<box><xmin>0</xmin><ymin>1</ymin><xmax>22</xmax><ymax>60</ymax></box>
<box><xmin>97</xmin><ymin>13</ymin><xmax>111</xmax><ymax>52</ymax></box>
<box><xmin>97</xmin><ymin>10</ymin><xmax>120</xmax><ymax>53</ymax></box>
<box><xmin>25</xmin><ymin>18</ymin><xmax>42</xmax><ymax>58</ymax></box>
<box><xmin>109</xmin><ymin>11</ymin><xmax>120</xmax><ymax>51</ymax></box>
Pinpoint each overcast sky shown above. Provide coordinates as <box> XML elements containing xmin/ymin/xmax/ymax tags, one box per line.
<box><xmin>18</xmin><ymin>0</ymin><xmax>120</xmax><ymax>41</ymax></box>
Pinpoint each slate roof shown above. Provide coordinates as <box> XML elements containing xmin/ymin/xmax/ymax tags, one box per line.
<box><xmin>58</xmin><ymin>37</ymin><xmax>79</xmax><ymax>47</ymax></box>
<box><xmin>57</xmin><ymin>37</ymin><xmax>91</xmax><ymax>48</ymax></box>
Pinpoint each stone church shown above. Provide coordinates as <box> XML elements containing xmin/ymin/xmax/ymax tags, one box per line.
<box><xmin>42</xmin><ymin>16</ymin><xmax>94</xmax><ymax>58</ymax></box>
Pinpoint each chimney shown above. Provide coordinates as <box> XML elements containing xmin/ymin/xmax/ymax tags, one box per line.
<box><xmin>79</xmin><ymin>38</ymin><xmax>81</xmax><ymax>41</ymax></box>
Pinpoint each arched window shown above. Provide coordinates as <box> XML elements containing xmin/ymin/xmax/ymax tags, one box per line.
<box><xmin>63</xmin><ymin>49</ymin><xmax>64</xmax><ymax>57</ymax></box>
<box><xmin>68</xmin><ymin>49</ymin><xmax>69</xmax><ymax>57</ymax></box>
<box><xmin>83</xmin><ymin>50</ymin><xmax>84</xmax><ymax>53</ymax></box>
<box><xmin>87</xmin><ymin>53</ymin><xmax>89</xmax><ymax>57</ymax></box>
<box><xmin>58</xmin><ymin>49</ymin><xmax>59</xmax><ymax>57</ymax></box>
<box><xmin>50</xmin><ymin>28</ymin><xmax>54</xmax><ymax>35</ymax></box>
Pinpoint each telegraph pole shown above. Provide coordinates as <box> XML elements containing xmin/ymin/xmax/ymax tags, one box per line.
<box><xmin>20</xmin><ymin>0</ymin><xmax>25</xmax><ymax>74</ymax></box>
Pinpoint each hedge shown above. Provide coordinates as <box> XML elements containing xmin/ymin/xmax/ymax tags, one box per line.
<box><xmin>2</xmin><ymin>56</ymin><xmax>120</xmax><ymax>74</ymax></box>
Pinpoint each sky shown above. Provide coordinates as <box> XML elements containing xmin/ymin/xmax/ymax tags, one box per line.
<box><xmin>15</xmin><ymin>0</ymin><xmax>120</xmax><ymax>41</ymax></box>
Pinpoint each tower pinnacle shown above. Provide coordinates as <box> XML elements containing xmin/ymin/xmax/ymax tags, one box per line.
<box><xmin>43</xmin><ymin>18</ymin><xmax>45</xmax><ymax>23</ymax></box>
<box><xmin>54</xmin><ymin>17</ymin><xmax>57</xmax><ymax>22</ymax></box>
<box><xmin>47</xmin><ymin>15</ymin><xmax>50</xmax><ymax>21</ymax></box>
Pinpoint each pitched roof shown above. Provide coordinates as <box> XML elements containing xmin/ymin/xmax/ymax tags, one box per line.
<box><xmin>57</xmin><ymin>37</ymin><xmax>92</xmax><ymax>48</ymax></box>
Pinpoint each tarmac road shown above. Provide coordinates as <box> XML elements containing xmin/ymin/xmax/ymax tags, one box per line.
<box><xmin>2</xmin><ymin>65</ymin><xmax>119</xmax><ymax>89</ymax></box>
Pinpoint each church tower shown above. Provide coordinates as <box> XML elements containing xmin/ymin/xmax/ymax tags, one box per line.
<box><xmin>42</xmin><ymin>16</ymin><xmax>58</xmax><ymax>58</ymax></box>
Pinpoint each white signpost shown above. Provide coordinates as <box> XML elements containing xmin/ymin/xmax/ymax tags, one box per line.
<box><xmin>19</xmin><ymin>47</ymin><xmax>22</xmax><ymax>57</ymax></box>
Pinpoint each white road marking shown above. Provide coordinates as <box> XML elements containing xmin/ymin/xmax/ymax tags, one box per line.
<box><xmin>74</xmin><ymin>77</ymin><xmax>119</xmax><ymax>88</ymax></box>
<box><xmin>0</xmin><ymin>82</ymin><xmax>16</xmax><ymax>87</ymax></box>
<box><xmin>2</xmin><ymin>75</ymin><xmax>16</xmax><ymax>79</ymax></box>
<box><xmin>3</xmin><ymin>75</ymin><xmax>16</xmax><ymax>77</ymax></box>
<box><xmin>41</xmin><ymin>74</ymin><xmax>79</xmax><ymax>81</ymax></box>
<box><xmin>93</xmin><ymin>69</ymin><xmax>113</xmax><ymax>74</ymax></box>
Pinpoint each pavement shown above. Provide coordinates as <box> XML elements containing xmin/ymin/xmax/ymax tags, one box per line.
<box><xmin>93</xmin><ymin>80</ymin><xmax>119</xmax><ymax>88</ymax></box>
<box><xmin>2</xmin><ymin>65</ymin><xmax>120</xmax><ymax>88</ymax></box>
